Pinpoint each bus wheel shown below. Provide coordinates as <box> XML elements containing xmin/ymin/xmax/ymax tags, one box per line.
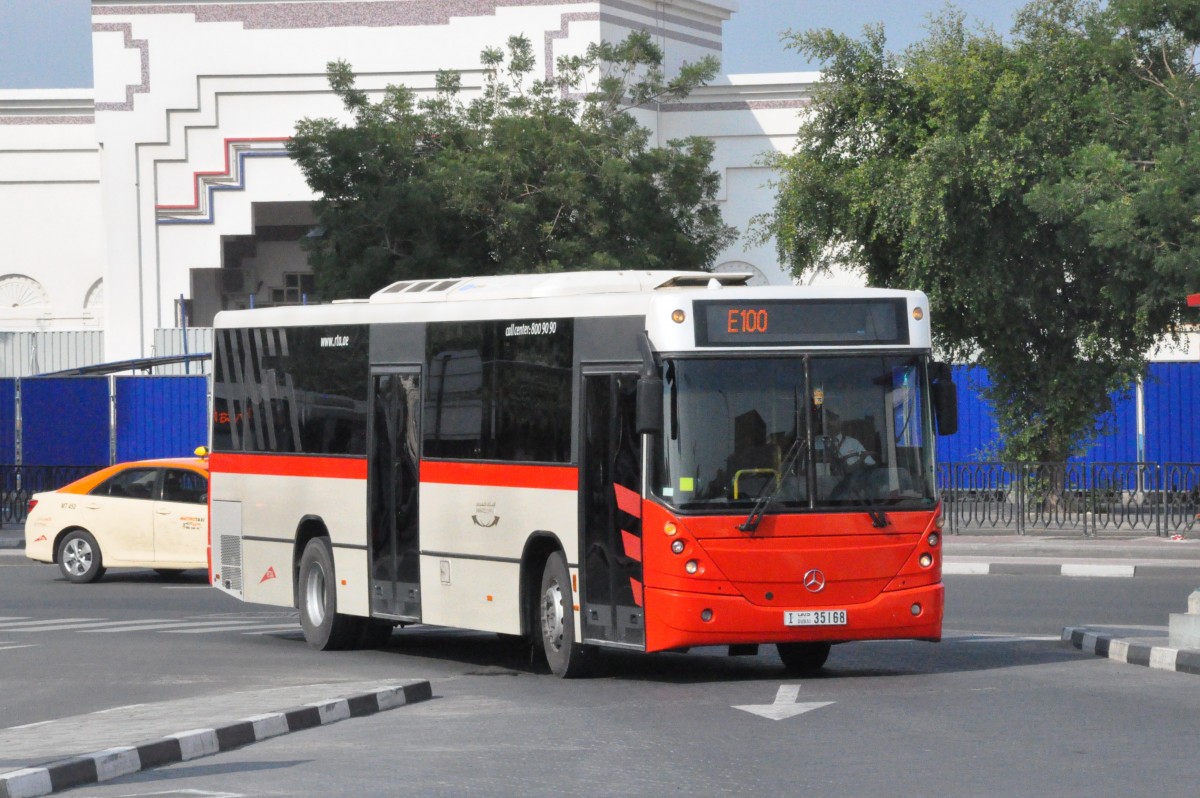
<box><xmin>776</xmin><ymin>641</ymin><xmax>831</xmax><ymax>673</ymax></box>
<box><xmin>538</xmin><ymin>551</ymin><xmax>593</xmax><ymax>678</ymax></box>
<box><xmin>298</xmin><ymin>537</ymin><xmax>362</xmax><ymax>650</ymax></box>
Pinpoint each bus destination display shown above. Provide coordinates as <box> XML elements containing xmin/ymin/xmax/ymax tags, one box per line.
<box><xmin>694</xmin><ymin>298</ymin><xmax>910</xmax><ymax>347</ymax></box>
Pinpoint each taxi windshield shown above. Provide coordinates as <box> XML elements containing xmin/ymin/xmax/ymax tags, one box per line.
<box><xmin>651</xmin><ymin>355</ymin><xmax>937</xmax><ymax>513</ymax></box>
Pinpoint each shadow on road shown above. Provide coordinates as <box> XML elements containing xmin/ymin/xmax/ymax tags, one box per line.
<box><xmin>258</xmin><ymin>624</ymin><xmax>1082</xmax><ymax>684</ymax></box>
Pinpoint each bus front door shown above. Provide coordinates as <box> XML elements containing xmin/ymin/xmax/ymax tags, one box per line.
<box><xmin>368</xmin><ymin>370</ymin><xmax>422</xmax><ymax>620</ymax></box>
<box><xmin>581</xmin><ymin>372</ymin><xmax>645</xmax><ymax>649</ymax></box>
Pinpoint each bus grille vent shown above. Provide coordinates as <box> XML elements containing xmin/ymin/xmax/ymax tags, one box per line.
<box><xmin>220</xmin><ymin>534</ymin><xmax>243</xmax><ymax>592</ymax></box>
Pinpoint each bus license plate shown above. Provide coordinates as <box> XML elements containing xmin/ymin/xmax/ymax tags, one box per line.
<box><xmin>784</xmin><ymin>610</ymin><xmax>847</xmax><ymax>626</ymax></box>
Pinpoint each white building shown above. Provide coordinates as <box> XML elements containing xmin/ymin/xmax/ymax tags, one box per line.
<box><xmin>0</xmin><ymin>0</ymin><xmax>819</xmax><ymax>375</ymax></box>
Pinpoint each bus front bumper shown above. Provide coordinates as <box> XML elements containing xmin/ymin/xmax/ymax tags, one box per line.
<box><xmin>643</xmin><ymin>582</ymin><xmax>943</xmax><ymax>653</ymax></box>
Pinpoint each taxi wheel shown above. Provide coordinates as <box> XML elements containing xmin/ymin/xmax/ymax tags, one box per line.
<box><xmin>298</xmin><ymin>537</ymin><xmax>362</xmax><ymax>651</ymax></box>
<box><xmin>58</xmin><ymin>529</ymin><xmax>106</xmax><ymax>584</ymax></box>
<box><xmin>776</xmin><ymin>641</ymin><xmax>831</xmax><ymax>673</ymax></box>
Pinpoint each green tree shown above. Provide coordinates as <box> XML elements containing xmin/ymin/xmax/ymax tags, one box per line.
<box><xmin>757</xmin><ymin>0</ymin><xmax>1199</xmax><ymax>463</ymax></box>
<box><xmin>288</xmin><ymin>32</ymin><xmax>736</xmax><ymax>299</ymax></box>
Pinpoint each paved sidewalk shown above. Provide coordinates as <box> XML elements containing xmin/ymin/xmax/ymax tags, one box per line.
<box><xmin>943</xmin><ymin>533</ymin><xmax>1200</xmax><ymax>577</ymax></box>
<box><xmin>1</xmin><ymin>524</ymin><xmax>24</xmax><ymax>550</ymax></box>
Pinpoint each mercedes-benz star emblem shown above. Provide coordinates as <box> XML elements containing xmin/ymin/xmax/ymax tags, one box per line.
<box><xmin>802</xmin><ymin>568</ymin><xmax>826</xmax><ymax>593</ymax></box>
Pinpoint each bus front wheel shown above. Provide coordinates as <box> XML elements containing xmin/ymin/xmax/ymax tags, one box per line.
<box><xmin>538</xmin><ymin>551</ymin><xmax>594</xmax><ymax>678</ymax></box>
<box><xmin>298</xmin><ymin>537</ymin><xmax>362</xmax><ymax>650</ymax></box>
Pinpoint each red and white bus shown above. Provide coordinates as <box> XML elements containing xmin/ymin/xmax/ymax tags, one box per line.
<box><xmin>208</xmin><ymin>270</ymin><xmax>957</xmax><ymax>676</ymax></box>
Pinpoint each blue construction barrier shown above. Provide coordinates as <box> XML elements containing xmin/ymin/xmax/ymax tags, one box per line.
<box><xmin>0</xmin><ymin>380</ymin><xmax>14</xmax><ymax>465</ymax></box>
<box><xmin>20</xmin><ymin>377</ymin><xmax>110</xmax><ymax>467</ymax></box>
<box><xmin>2</xmin><ymin>375</ymin><xmax>207</xmax><ymax>468</ymax></box>
<box><xmin>1</xmin><ymin>365</ymin><xmax>1199</xmax><ymax>469</ymax></box>
<box><xmin>936</xmin><ymin>365</ymin><xmax>1143</xmax><ymax>464</ymax></box>
<box><xmin>114</xmin><ymin>375</ymin><xmax>207</xmax><ymax>461</ymax></box>
<box><xmin>1144</xmin><ymin>363</ymin><xmax>1200</xmax><ymax>464</ymax></box>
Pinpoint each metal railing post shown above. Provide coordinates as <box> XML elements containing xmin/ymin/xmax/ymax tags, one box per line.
<box><xmin>1155</xmin><ymin>462</ymin><xmax>1162</xmax><ymax>538</ymax></box>
<box><xmin>1016</xmin><ymin>462</ymin><xmax>1025</xmax><ymax>536</ymax></box>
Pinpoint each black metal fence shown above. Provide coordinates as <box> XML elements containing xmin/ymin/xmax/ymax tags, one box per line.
<box><xmin>939</xmin><ymin>462</ymin><xmax>1200</xmax><ymax>536</ymax></box>
<box><xmin>0</xmin><ymin>466</ymin><xmax>95</xmax><ymax>526</ymax></box>
<box><xmin>6</xmin><ymin>461</ymin><xmax>1199</xmax><ymax>537</ymax></box>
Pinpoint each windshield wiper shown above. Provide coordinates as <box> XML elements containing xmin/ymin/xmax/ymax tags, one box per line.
<box><xmin>833</xmin><ymin>471</ymin><xmax>891</xmax><ymax>528</ymax></box>
<box><xmin>738</xmin><ymin>437</ymin><xmax>807</xmax><ymax>534</ymax></box>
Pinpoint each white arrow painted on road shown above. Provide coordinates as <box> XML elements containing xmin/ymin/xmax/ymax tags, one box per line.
<box><xmin>733</xmin><ymin>684</ymin><xmax>834</xmax><ymax>720</ymax></box>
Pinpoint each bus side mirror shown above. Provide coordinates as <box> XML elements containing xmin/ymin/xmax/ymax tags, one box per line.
<box><xmin>930</xmin><ymin>362</ymin><xmax>958</xmax><ymax>436</ymax></box>
<box><xmin>636</xmin><ymin>376</ymin><xmax>663</xmax><ymax>435</ymax></box>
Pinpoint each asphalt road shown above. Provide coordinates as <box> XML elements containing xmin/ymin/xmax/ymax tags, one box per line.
<box><xmin>2</xmin><ymin>554</ymin><xmax>1199</xmax><ymax>796</ymax></box>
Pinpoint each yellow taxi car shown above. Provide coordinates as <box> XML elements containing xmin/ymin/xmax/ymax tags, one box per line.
<box><xmin>24</xmin><ymin>457</ymin><xmax>209</xmax><ymax>583</ymax></box>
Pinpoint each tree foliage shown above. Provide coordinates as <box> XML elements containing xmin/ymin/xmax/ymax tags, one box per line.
<box><xmin>288</xmin><ymin>32</ymin><xmax>736</xmax><ymax>299</ymax></box>
<box><xmin>757</xmin><ymin>0</ymin><xmax>1199</xmax><ymax>461</ymax></box>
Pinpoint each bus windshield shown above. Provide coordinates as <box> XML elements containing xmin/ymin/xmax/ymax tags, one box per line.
<box><xmin>653</xmin><ymin>354</ymin><xmax>937</xmax><ymax>513</ymax></box>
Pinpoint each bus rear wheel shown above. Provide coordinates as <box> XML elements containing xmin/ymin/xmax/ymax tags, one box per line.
<box><xmin>298</xmin><ymin>537</ymin><xmax>362</xmax><ymax>650</ymax></box>
<box><xmin>776</xmin><ymin>641</ymin><xmax>831</xmax><ymax>673</ymax></box>
<box><xmin>538</xmin><ymin>551</ymin><xmax>594</xmax><ymax>678</ymax></box>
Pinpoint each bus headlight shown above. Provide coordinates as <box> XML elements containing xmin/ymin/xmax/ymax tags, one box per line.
<box><xmin>671</xmin><ymin>540</ymin><xmax>685</xmax><ymax>555</ymax></box>
<box><xmin>919</xmin><ymin>553</ymin><xmax>933</xmax><ymax>568</ymax></box>
<box><xmin>685</xmin><ymin>560</ymin><xmax>699</xmax><ymax>574</ymax></box>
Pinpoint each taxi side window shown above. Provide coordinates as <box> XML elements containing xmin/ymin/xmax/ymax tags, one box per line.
<box><xmin>162</xmin><ymin>469</ymin><xmax>208</xmax><ymax>505</ymax></box>
<box><xmin>92</xmin><ymin>468</ymin><xmax>159</xmax><ymax>501</ymax></box>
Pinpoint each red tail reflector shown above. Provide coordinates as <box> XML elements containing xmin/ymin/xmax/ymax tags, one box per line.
<box><xmin>27</xmin><ymin>499</ymin><xmax>37</xmax><ymax>513</ymax></box>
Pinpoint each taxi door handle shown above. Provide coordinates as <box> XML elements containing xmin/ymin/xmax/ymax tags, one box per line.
<box><xmin>85</xmin><ymin>503</ymin><xmax>101</xmax><ymax>510</ymax></box>
<box><xmin>155</xmin><ymin>509</ymin><xmax>173</xmax><ymax>516</ymax></box>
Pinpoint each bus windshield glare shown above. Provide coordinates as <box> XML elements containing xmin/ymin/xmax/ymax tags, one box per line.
<box><xmin>653</xmin><ymin>355</ymin><xmax>937</xmax><ymax>513</ymax></box>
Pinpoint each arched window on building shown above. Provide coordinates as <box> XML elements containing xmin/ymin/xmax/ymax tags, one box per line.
<box><xmin>84</xmin><ymin>279</ymin><xmax>104</xmax><ymax>326</ymax></box>
<box><xmin>0</xmin><ymin>274</ymin><xmax>49</xmax><ymax>314</ymax></box>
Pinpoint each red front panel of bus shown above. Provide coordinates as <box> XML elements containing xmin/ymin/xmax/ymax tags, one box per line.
<box><xmin>639</xmin><ymin>500</ymin><xmax>943</xmax><ymax>652</ymax></box>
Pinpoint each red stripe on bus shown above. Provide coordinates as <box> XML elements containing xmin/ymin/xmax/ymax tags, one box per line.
<box><xmin>421</xmin><ymin>460</ymin><xmax>578</xmax><ymax>491</ymax></box>
<box><xmin>613</xmin><ymin>483</ymin><xmax>642</xmax><ymax>518</ymax></box>
<box><xmin>210</xmin><ymin>452</ymin><xmax>367</xmax><ymax>480</ymax></box>
<box><xmin>622</xmin><ymin>530</ymin><xmax>642</xmax><ymax>563</ymax></box>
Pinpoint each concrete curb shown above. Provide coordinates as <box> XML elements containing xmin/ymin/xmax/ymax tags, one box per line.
<box><xmin>945</xmin><ymin>561</ymin><xmax>1200</xmax><ymax>577</ymax></box>
<box><xmin>0</xmin><ymin>680</ymin><xmax>432</xmax><ymax>798</ymax></box>
<box><xmin>1062</xmin><ymin>627</ymin><xmax>1200</xmax><ymax>676</ymax></box>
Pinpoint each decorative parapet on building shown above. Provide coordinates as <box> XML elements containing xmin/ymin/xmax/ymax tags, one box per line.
<box><xmin>0</xmin><ymin>90</ymin><xmax>95</xmax><ymax>125</ymax></box>
<box><xmin>156</xmin><ymin>137</ymin><xmax>292</xmax><ymax>224</ymax></box>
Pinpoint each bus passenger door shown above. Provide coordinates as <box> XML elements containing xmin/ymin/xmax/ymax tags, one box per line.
<box><xmin>580</xmin><ymin>372</ymin><xmax>645</xmax><ymax>649</ymax></box>
<box><xmin>368</xmin><ymin>369</ymin><xmax>422</xmax><ymax>620</ymax></box>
